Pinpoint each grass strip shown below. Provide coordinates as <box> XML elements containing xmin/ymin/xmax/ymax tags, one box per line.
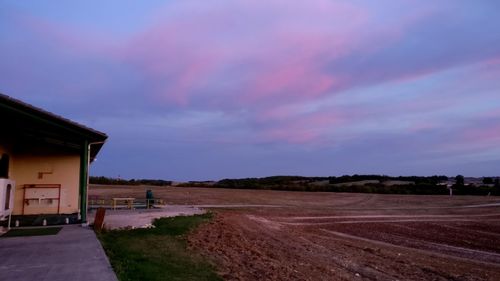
<box><xmin>98</xmin><ymin>213</ymin><xmax>221</xmax><ymax>281</ymax></box>
<box><xmin>2</xmin><ymin>227</ymin><xmax>62</xmax><ymax>237</ymax></box>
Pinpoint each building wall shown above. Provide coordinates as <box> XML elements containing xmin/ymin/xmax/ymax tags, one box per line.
<box><xmin>10</xmin><ymin>143</ymin><xmax>81</xmax><ymax>215</ymax></box>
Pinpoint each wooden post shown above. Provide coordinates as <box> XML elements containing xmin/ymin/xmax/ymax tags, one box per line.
<box><xmin>93</xmin><ymin>207</ymin><xmax>106</xmax><ymax>232</ymax></box>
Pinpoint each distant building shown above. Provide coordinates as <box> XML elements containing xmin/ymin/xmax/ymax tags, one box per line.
<box><xmin>437</xmin><ymin>181</ymin><xmax>454</xmax><ymax>187</ymax></box>
<box><xmin>0</xmin><ymin>94</ymin><xmax>107</xmax><ymax>225</ymax></box>
<box><xmin>464</xmin><ymin>177</ymin><xmax>485</xmax><ymax>186</ymax></box>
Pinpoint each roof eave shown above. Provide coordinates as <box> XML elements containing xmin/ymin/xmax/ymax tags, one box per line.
<box><xmin>0</xmin><ymin>93</ymin><xmax>107</xmax><ymax>142</ymax></box>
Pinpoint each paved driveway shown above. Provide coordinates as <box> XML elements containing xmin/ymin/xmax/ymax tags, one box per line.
<box><xmin>0</xmin><ymin>225</ymin><xmax>118</xmax><ymax>281</ymax></box>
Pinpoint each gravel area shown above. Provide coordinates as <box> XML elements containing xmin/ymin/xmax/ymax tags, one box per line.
<box><xmin>88</xmin><ymin>205</ymin><xmax>205</xmax><ymax>229</ymax></box>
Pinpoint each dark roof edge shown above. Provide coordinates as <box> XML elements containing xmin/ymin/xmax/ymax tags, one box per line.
<box><xmin>0</xmin><ymin>93</ymin><xmax>108</xmax><ymax>141</ymax></box>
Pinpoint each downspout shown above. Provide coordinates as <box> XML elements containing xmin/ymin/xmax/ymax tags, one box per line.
<box><xmin>85</xmin><ymin>141</ymin><xmax>106</xmax><ymax>224</ymax></box>
<box><xmin>79</xmin><ymin>140</ymin><xmax>89</xmax><ymax>224</ymax></box>
<box><xmin>79</xmin><ymin>140</ymin><xmax>106</xmax><ymax>225</ymax></box>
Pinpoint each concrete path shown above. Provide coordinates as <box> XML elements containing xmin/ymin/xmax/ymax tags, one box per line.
<box><xmin>0</xmin><ymin>225</ymin><xmax>118</xmax><ymax>281</ymax></box>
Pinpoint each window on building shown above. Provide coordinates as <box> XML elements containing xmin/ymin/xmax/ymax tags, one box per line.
<box><xmin>0</xmin><ymin>154</ymin><xmax>9</xmax><ymax>178</ymax></box>
<box><xmin>5</xmin><ymin>184</ymin><xmax>11</xmax><ymax>210</ymax></box>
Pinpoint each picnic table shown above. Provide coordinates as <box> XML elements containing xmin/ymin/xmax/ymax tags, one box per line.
<box><xmin>112</xmin><ymin>197</ymin><xmax>135</xmax><ymax>210</ymax></box>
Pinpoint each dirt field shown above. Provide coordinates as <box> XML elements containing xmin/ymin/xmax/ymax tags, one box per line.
<box><xmin>90</xmin><ymin>185</ymin><xmax>500</xmax><ymax>280</ymax></box>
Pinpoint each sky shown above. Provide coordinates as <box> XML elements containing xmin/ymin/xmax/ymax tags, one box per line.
<box><xmin>1</xmin><ymin>0</ymin><xmax>500</xmax><ymax>180</ymax></box>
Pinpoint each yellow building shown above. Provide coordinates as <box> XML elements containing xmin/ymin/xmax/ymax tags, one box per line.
<box><xmin>0</xmin><ymin>93</ymin><xmax>107</xmax><ymax>225</ymax></box>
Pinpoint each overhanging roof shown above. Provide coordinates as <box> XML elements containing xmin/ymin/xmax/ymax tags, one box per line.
<box><xmin>0</xmin><ymin>93</ymin><xmax>107</xmax><ymax>160</ymax></box>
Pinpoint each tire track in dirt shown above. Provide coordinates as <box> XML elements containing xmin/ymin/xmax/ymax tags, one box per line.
<box><xmin>331</xmin><ymin>218</ymin><xmax>500</xmax><ymax>224</ymax></box>
<box><xmin>298</xmin><ymin>236</ymin><xmax>398</xmax><ymax>281</ymax></box>
<box><xmin>437</xmin><ymin>223</ymin><xmax>500</xmax><ymax>238</ymax></box>
<box><xmin>190</xmin><ymin>212</ymin><xmax>500</xmax><ymax>280</ymax></box>
<box><xmin>280</xmin><ymin>219</ymin><xmax>500</xmax><ymax>226</ymax></box>
<box><xmin>319</xmin><ymin>229</ymin><xmax>500</xmax><ymax>267</ymax></box>
<box><xmin>281</xmin><ymin>213</ymin><xmax>500</xmax><ymax>220</ymax></box>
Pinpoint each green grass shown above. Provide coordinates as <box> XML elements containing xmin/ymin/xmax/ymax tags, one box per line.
<box><xmin>98</xmin><ymin>213</ymin><xmax>221</xmax><ymax>281</ymax></box>
<box><xmin>2</xmin><ymin>227</ymin><xmax>62</xmax><ymax>237</ymax></box>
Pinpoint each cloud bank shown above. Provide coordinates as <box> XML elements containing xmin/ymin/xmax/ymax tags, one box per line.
<box><xmin>1</xmin><ymin>0</ymin><xmax>499</xmax><ymax>179</ymax></box>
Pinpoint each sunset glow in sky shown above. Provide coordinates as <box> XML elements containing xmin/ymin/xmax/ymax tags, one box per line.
<box><xmin>1</xmin><ymin>1</ymin><xmax>500</xmax><ymax>180</ymax></box>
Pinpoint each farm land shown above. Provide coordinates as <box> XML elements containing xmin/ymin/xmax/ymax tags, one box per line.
<box><xmin>90</xmin><ymin>185</ymin><xmax>500</xmax><ymax>281</ymax></box>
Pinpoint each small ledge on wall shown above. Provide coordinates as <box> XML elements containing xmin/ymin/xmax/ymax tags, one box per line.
<box><xmin>37</xmin><ymin>162</ymin><xmax>53</xmax><ymax>179</ymax></box>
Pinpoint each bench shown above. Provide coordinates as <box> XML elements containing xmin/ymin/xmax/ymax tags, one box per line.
<box><xmin>111</xmin><ymin>197</ymin><xmax>135</xmax><ymax>210</ymax></box>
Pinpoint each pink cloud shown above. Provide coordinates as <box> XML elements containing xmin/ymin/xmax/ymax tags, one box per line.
<box><xmin>460</xmin><ymin>113</ymin><xmax>500</xmax><ymax>146</ymax></box>
<box><xmin>13</xmin><ymin>0</ymin><xmax>433</xmax><ymax>111</ymax></box>
<box><xmin>116</xmin><ymin>0</ymin><xmax>374</xmax><ymax>108</ymax></box>
<box><xmin>254</xmin><ymin>109</ymin><xmax>344</xmax><ymax>144</ymax></box>
<box><xmin>14</xmin><ymin>12</ymin><xmax>120</xmax><ymax>56</ymax></box>
<box><xmin>8</xmin><ymin>0</ymin><xmax>500</xmax><ymax>148</ymax></box>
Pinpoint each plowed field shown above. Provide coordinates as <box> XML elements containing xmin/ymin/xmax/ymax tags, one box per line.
<box><xmin>91</xmin><ymin>185</ymin><xmax>500</xmax><ymax>280</ymax></box>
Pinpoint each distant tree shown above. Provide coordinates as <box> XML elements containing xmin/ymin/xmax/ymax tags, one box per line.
<box><xmin>483</xmin><ymin>177</ymin><xmax>493</xmax><ymax>185</ymax></box>
<box><xmin>89</xmin><ymin>176</ymin><xmax>171</xmax><ymax>186</ymax></box>
<box><xmin>495</xmin><ymin>178</ymin><xmax>500</xmax><ymax>187</ymax></box>
<box><xmin>455</xmin><ymin>175</ymin><xmax>465</xmax><ymax>186</ymax></box>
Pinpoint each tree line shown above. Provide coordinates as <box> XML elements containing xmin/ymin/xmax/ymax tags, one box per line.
<box><xmin>216</xmin><ymin>175</ymin><xmax>499</xmax><ymax>195</ymax></box>
<box><xmin>90</xmin><ymin>175</ymin><xmax>500</xmax><ymax>196</ymax></box>
<box><xmin>89</xmin><ymin>176</ymin><xmax>172</xmax><ymax>186</ymax></box>
<box><xmin>452</xmin><ymin>175</ymin><xmax>500</xmax><ymax>195</ymax></box>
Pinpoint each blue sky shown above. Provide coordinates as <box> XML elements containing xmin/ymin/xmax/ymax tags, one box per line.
<box><xmin>1</xmin><ymin>0</ymin><xmax>499</xmax><ymax>180</ymax></box>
